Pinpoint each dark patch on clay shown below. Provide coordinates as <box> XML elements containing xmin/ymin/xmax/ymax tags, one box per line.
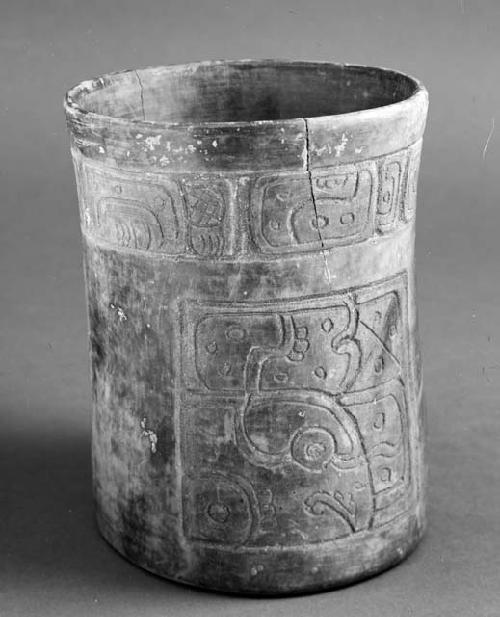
<box><xmin>110</xmin><ymin>435</ymin><xmax>121</xmax><ymax>457</ymax></box>
<box><xmin>119</xmin><ymin>493</ymin><xmax>148</xmax><ymax>564</ymax></box>
<box><xmin>152</xmin><ymin>415</ymin><xmax>175</xmax><ymax>467</ymax></box>
<box><xmin>88</xmin><ymin>301</ymin><xmax>106</xmax><ymax>374</ymax></box>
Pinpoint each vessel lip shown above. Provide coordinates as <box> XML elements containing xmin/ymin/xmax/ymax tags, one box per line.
<box><xmin>64</xmin><ymin>58</ymin><xmax>428</xmax><ymax>132</ymax></box>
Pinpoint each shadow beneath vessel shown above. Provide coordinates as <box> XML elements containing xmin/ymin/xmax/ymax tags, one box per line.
<box><xmin>0</xmin><ymin>417</ymin><xmax>204</xmax><ymax>602</ymax></box>
<box><xmin>1</xmin><ymin>405</ymin><xmax>430</xmax><ymax>606</ymax></box>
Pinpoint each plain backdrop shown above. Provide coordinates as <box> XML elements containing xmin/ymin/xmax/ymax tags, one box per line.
<box><xmin>1</xmin><ymin>1</ymin><xmax>499</xmax><ymax>615</ymax></box>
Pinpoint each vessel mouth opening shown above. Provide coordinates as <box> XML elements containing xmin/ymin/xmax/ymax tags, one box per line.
<box><xmin>66</xmin><ymin>60</ymin><xmax>422</xmax><ymax>126</ymax></box>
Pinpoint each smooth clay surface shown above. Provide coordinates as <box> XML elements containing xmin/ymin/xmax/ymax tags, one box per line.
<box><xmin>65</xmin><ymin>60</ymin><xmax>429</xmax><ymax>595</ymax></box>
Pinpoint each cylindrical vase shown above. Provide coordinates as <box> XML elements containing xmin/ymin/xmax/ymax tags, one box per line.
<box><xmin>65</xmin><ymin>60</ymin><xmax>429</xmax><ymax>595</ymax></box>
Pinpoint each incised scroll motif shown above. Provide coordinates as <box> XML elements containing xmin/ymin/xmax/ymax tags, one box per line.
<box><xmin>179</xmin><ymin>273</ymin><xmax>414</xmax><ymax>547</ymax></box>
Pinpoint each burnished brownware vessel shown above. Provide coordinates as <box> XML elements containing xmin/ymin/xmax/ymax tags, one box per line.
<box><xmin>65</xmin><ymin>60</ymin><xmax>429</xmax><ymax>595</ymax></box>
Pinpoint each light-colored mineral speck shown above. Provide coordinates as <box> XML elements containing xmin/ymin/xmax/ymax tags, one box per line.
<box><xmin>313</xmin><ymin>144</ymin><xmax>332</xmax><ymax>156</ymax></box>
<box><xmin>334</xmin><ymin>133</ymin><xmax>349</xmax><ymax>157</ymax></box>
<box><xmin>144</xmin><ymin>135</ymin><xmax>162</xmax><ymax>150</ymax></box>
<box><xmin>140</xmin><ymin>418</ymin><xmax>158</xmax><ymax>454</ymax></box>
<box><xmin>109</xmin><ymin>303</ymin><xmax>127</xmax><ymax>322</ymax></box>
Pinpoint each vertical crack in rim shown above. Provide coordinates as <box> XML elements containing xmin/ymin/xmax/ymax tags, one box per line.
<box><xmin>304</xmin><ymin>118</ymin><xmax>333</xmax><ymax>287</ymax></box>
<box><xmin>135</xmin><ymin>69</ymin><xmax>146</xmax><ymax>121</ymax></box>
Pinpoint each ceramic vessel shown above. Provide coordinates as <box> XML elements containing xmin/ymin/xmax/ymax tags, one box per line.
<box><xmin>65</xmin><ymin>60</ymin><xmax>429</xmax><ymax>595</ymax></box>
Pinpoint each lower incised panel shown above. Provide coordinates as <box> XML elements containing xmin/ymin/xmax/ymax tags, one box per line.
<box><xmin>175</xmin><ymin>272</ymin><xmax>416</xmax><ymax>549</ymax></box>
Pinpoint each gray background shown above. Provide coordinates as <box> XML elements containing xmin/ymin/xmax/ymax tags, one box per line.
<box><xmin>1</xmin><ymin>0</ymin><xmax>499</xmax><ymax>615</ymax></box>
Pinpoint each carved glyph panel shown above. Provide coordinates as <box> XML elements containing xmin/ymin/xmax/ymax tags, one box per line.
<box><xmin>403</xmin><ymin>139</ymin><xmax>423</xmax><ymax>223</ymax></box>
<box><xmin>376</xmin><ymin>150</ymin><xmax>406</xmax><ymax>232</ymax></box>
<box><xmin>178</xmin><ymin>273</ymin><xmax>415</xmax><ymax>548</ymax></box>
<box><xmin>179</xmin><ymin>177</ymin><xmax>230</xmax><ymax>257</ymax></box>
<box><xmin>80</xmin><ymin>164</ymin><xmax>186</xmax><ymax>253</ymax></box>
<box><xmin>249</xmin><ymin>162</ymin><xmax>377</xmax><ymax>253</ymax></box>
